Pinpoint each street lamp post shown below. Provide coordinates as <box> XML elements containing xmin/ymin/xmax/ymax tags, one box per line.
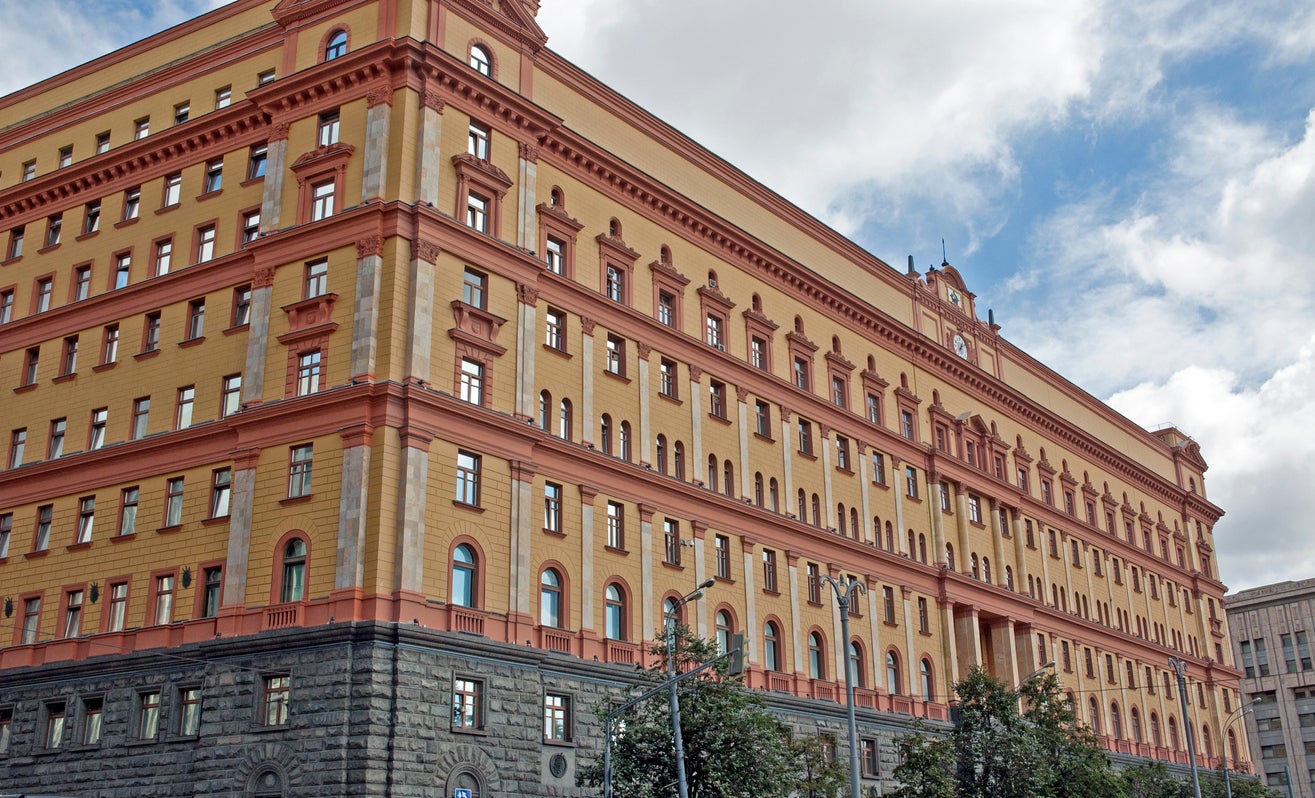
<box><xmin>1222</xmin><ymin>700</ymin><xmax>1257</xmax><ymax>798</ymax></box>
<box><xmin>819</xmin><ymin>574</ymin><xmax>866</xmax><ymax>798</ymax></box>
<box><xmin>666</xmin><ymin>578</ymin><xmax>714</xmax><ymax>798</ymax></box>
<box><xmin>1169</xmin><ymin>657</ymin><xmax>1203</xmax><ymax>798</ymax></box>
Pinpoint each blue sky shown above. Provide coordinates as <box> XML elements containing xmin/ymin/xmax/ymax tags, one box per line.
<box><xmin>4</xmin><ymin>0</ymin><xmax>1313</xmax><ymax>591</ymax></box>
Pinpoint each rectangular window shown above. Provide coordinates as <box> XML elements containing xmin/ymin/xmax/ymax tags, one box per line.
<box><xmin>248</xmin><ymin>143</ymin><xmax>268</xmax><ymax>180</ymax></box>
<box><xmin>123</xmin><ymin>186</ymin><xmax>141</xmax><ymax>220</ymax></box>
<box><xmin>605</xmin><ymin>335</ymin><xmax>625</xmax><ymax>376</ymax></box>
<box><xmin>164</xmin><ymin>477</ymin><xmax>185</xmax><ymax>527</ymax></box>
<box><xmin>162</xmin><ymin>172</ymin><xmax>182</xmax><ymax>207</ymax></box>
<box><xmin>131</xmin><ymin>397</ymin><xmax>151</xmax><ymax>439</ymax></box>
<box><xmin>221</xmin><ymin>374</ymin><xmax>243</xmax><ymax>417</ymax></box>
<box><xmin>36</xmin><ymin>276</ymin><xmax>54</xmax><ymax>311</ymax></box>
<box><xmin>0</xmin><ymin>513</ymin><xmax>11</xmax><ymax>558</ymax></box>
<box><xmin>900</xmin><ymin>410</ymin><xmax>916</xmax><ymax>441</ymax></box>
<box><xmin>754</xmin><ymin>400</ymin><xmax>771</xmax><ymax>436</ymax></box>
<box><xmin>452</xmin><ymin>677</ymin><xmax>484</xmax><ymax>730</ymax></box>
<box><xmin>544</xmin><ymin>693</ymin><xmax>571</xmax><ymax>742</ymax></box>
<box><xmin>468</xmin><ymin>120</ymin><xmax>491</xmax><ymax>160</ymax></box>
<box><xmin>304</xmin><ymin>259</ymin><xmax>328</xmax><ymax>298</ymax></box>
<box><xmin>462</xmin><ymin>267</ymin><xmax>487</xmax><ymax>308</ymax></box>
<box><xmin>181</xmin><ymin>299</ymin><xmax>206</xmax><ymax>342</ymax></box>
<box><xmin>154</xmin><ymin>576</ymin><xmax>175</xmax><ymax>625</ymax></box>
<box><xmin>23</xmin><ymin>597</ymin><xmax>43</xmax><ymax>644</ymax></box>
<box><xmin>663</xmin><ymin>518</ymin><xmax>681</xmax><ymax>565</ymax></box>
<box><xmin>22</xmin><ymin>347</ymin><xmax>39</xmax><ymax>385</ymax></box>
<box><xmin>75</xmin><ymin>496</ymin><xmax>95</xmax><ymax>544</ymax></box>
<box><xmin>807</xmin><ymin>563</ymin><xmax>821</xmax><ymax>604</ymax></box>
<box><xmin>258</xmin><ymin>69</ymin><xmax>276</xmax><ymax>85</ymax></box>
<box><xmin>44</xmin><ymin>702</ymin><xmax>65</xmax><ymax>747</ymax></box>
<box><xmin>153</xmin><ymin>238</ymin><xmax>173</xmax><ymax>276</ymax></box>
<box><xmin>119</xmin><ymin>488</ymin><xmax>139</xmax><ymax>537</ymax></box>
<box><xmin>232</xmin><ymin>285</ymin><xmax>252</xmax><ymax>327</ymax></box>
<box><xmin>762</xmin><ymin>549</ymin><xmax>778</xmax><ymax>592</ymax></box>
<box><xmin>214</xmin><ymin>85</ymin><xmax>232</xmax><ymax>109</ymax></box>
<box><xmin>658</xmin><ymin>291</ymin><xmax>677</xmax><ymax>327</ymax></box>
<box><xmin>179</xmin><ymin>687</ymin><xmax>202</xmax><ymax>736</ymax></box>
<box><xmin>317</xmin><ymin>110</ymin><xmax>340</xmax><ymax>146</ymax></box>
<box><xmin>831</xmin><ymin>376</ymin><xmax>847</xmax><ymax>408</ymax></box>
<box><xmin>211</xmin><ymin>468</ymin><xmax>232</xmax><ymax>517</ymax></box>
<box><xmin>310</xmin><ymin>180</ymin><xmax>335</xmax><ymax>220</ymax></box>
<box><xmin>263</xmin><ymin>675</ymin><xmax>290</xmax><ymax>726</ymax></box>
<box><xmin>918</xmin><ymin>597</ymin><xmax>930</xmax><ymax>632</ymax></box>
<box><xmin>58</xmin><ymin>145</ymin><xmax>73</xmax><ymax>168</ymax></box>
<box><xmin>797</xmin><ymin>419</ymin><xmax>813</xmax><ymax>455</ymax></box>
<box><xmin>606</xmin><ymin>501</ymin><xmax>625</xmax><ymax>549</ymax></box>
<box><xmin>48</xmin><ymin>418</ymin><xmax>67</xmax><ymax>458</ymax></box>
<box><xmin>708</xmin><ymin>380</ymin><xmax>727</xmax><ymax>419</ymax></box>
<box><xmin>173</xmin><ymin>101</ymin><xmax>190</xmax><ymax>125</ymax></box>
<box><xmin>455</xmin><ymin>451</ymin><xmax>481</xmax><ymax>506</ymax></box>
<box><xmin>201</xmin><ymin>567</ymin><xmax>223</xmax><ymax>618</ymax></box>
<box><xmin>242</xmin><ymin>210</ymin><xmax>261</xmax><ymax>243</ymax></box>
<box><xmin>196</xmin><ymin>224</ymin><xmax>216</xmax><ymax>262</ymax></box>
<box><xmin>63</xmin><ymin>589</ymin><xmax>84</xmax><ymax>637</ymax></box>
<box><xmin>288</xmin><ymin>444</ymin><xmax>313</xmax><ymax>498</ymax></box>
<box><xmin>83</xmin><ymin>201</ymin><xmax>100</xmax><ymax>235</ymax></box>
<box><xmin>750</xmin><ymin>336</ymin><xmax>768</xmax><ymax>369</ymax></box>
<box><xmin>60</xmin><ymin>335</ymin><xmax>78</xmax><ymax>375</ymax></box>
<box><xmin>107</xmin><ymin>582</ymin><xmax>128</xmax><ymax>631</ymax></box>
<box><xmin>96</xmin><ymin>132</ymin><xmax>111</xmax><ymax>153</ymax></box>
<box><xmin>605</xmin><ymin>265</ymin><xmax>625</xmax><ymax>303</ymax></box>
<box><xmin>659</xmin><ymin>359</ymin><xmax>679</xmax><ymax>398</ymax></box>
<box><xmin>793</xmin><ymin>357</ymin><xmax>810</xmax><ymax>389</ymax></box>
<box><xmin>22</xmin><ymin>160</ymin><xmax>36</xmax><ymax>181</ymax></box>
<box><xmin>835</xmin><ymin>435</ymin><xmax>850</xmax><ymax>470</ymax></box>
<box><xmin>544</xmin><ymin>236</ymin><xmax>566</xmax><ymax>274</ymax></box>
<box><xmin>543</xmin><ymin>482</ymin><xmax>562</xmax><ymax>532</ymax></box>
<box><xmin>968</xmin><ymin>495</ymin><xmax>982</xmax><ymax>524</ymax></box>
<box><xmin>0</xmin><ymin>289</ymin><xmax>11</xmax><ymax>324</ymax></box>
<box><xmin>883</xmin><ymin>586</ymin><xmax>896</xmax><ymax>623</ymax></box>
<box><xmin>82</xmin><ymin>697</ymin><xmax>103</xmax><ymax>745</ymax></box>
<box><xmin>143</xmin><ymin>311</ymin><xmax>162</xmax><ymax>352</ymax></box>
<box><xmin>466</xmin><ymin>193</ymin><xmax>489</xmax><ymax>232</ymax></box>
<box><xmin>175</xmin><ymin>386</ymin><xmax>195</xmax><ymax>429</ymax></box>
<box><xmin>544</xmin><ymin>308</ymin><xmax>566</xmax><ymax>350</ymax></box>
<box><xmin>8</xmin><ymin>428</ymin><xmax>24</xmax><ymax>468</ymax></box>
<box><xmin>905</xmin><ymin>466</ymin><xmax>919</xmax><ymax>499</ymax></box>
<box><xmin>715</xmin><ymin>534</ymin><xmax>730</xmax><ymax>579</ymax></box>
<box><xmin>872</xmin><ymin>451</ymin><xmax>886</xmax><ymax>485</ymax></box>
<box><xmin>705</xmin><ymin>314</ymin><xmax>724</xmax><ymax>349</ymax></box>
<box><xmin>73</xmin><ymin>264</ymin><xmax>92</xmax><ymax>300</ymax></box>
<box><xmin>297</xmin><ymin>351</ymin><xmax>322</xmax><ymax>395</ymax></box>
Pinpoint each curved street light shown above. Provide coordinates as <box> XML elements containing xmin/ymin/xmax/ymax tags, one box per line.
<box><xmin>666</xmin><ymin>578</ymin><xmax>714</xmax><ymax>798</ymax></box>
<box><xmin>1221</xmin><ymin>699</ymin><xmax>1258</xmax><ymax>798</ymax></box>
<box><xmin>818</xmin><ymin>573</ymin><xmax>867</xmax><ymax>798</ymax></box>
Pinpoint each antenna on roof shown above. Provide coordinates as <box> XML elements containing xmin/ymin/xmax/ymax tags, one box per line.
<box><xmin>942</xmin><ymin>238</ymin><xmax>949</xmax><ymax>266</ymax></box>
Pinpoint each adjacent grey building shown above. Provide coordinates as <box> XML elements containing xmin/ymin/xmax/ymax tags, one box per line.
<box><xmin>1226</xmin><ymin>578</ymin><xmax>1315</xmax><ymax>797</ymax></box>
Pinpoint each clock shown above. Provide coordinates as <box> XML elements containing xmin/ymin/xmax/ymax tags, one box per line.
<box><xmin>947</xmin><ymin>287</ymin><xmax>963</xmax><ymax>308</ymax></box>
<box><xmin>952</xmin><ymin>334</ymin><xmax>969</xmax><ymax>359</ymax></box>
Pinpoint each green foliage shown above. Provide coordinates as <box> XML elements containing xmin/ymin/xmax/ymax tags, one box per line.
<box><xmin>578</xmin><ymin>625</ymin><xmax>813</xmax><ymax>798</ymax></box>
<box><xmin>790</xmin><ymin>734</ymin><xmax>849</xmax><ymax>798</ymax></box>
<box><xmin>1199</xmin><ymin>769</ymin><xmax>1283</xmax><ymax>798</ymax></box>
<box><xmin>890</xmin><ymin>723</ymin><xmax>954</xmax><ymax>798</ymax></box>
<box><xmin>1119</xmin><ymin>762</ymin><xmax>1187</xmax><ymax>798</ymax></box>
<box><xmin>952</xmin><ymin>667</ymin><xmax>1048</xmax><ymax>798</ymax></box>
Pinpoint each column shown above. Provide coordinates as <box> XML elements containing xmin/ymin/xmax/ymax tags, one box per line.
<box><xmin>240</xmin><ymin>266</ymin><xmax>275</xmax><ymax>403</ymax></box>
<box><xmin>508</xmin><ymin>461</ymin><xmax>535</xmax><ymax>632</ymax></box>
<box><xmin>639</xmin><ymin>504</ymin><xmax>656</xmax><ymax>645</ymax></box>
<box><xmin>819</xmin><ymin>424</ymin><xmax>836</xmax><ymax>530</ymax></box>
<box><xmin>741</xmin><ymin>538</ymin><xmax>758</xmax><ymax>663</ymax></box>
<box><xmin>258</xmin><ymin>122</ymin><xmax>289</xmax><ymax>232</ymax></box>
<box><xmin>787</xmin><ymin>550</ymin><xmax>804</xmax><ymax>676</ymax></box>
<box><xmin>220</xmin><ymin>448</ymin><xmax>262</xmax><ymax>612</ymax></box>
<box><xmin>954</xmin><ymin>483</ymin><xmax>972</xmax><ymax>571</ymax></box>
<box><xmin>857</xmin><ymin>442</ymin><xmax>873</xmax><ymax>544</ymax></box>
<box><xmin>579</xmin><ymin>318</ymin><xmax>596</xmax><ymax>445</ymax></box>
<box><xmin>780</xmin><ymin>406</ymin><xmax>795</xmax><ymax>511</ymax></box>
<box><xmin>689</xmin><ymin>365</ymin><xmax>704</xmax><ymax>475</ymax></box>
<box><xmin>940</xmin><ymin>599</ymin><xmax>960</xmax><ymax>685</ymax></box>
<box><xmin>691</xmin><ymin>522</ymin><xmax>709</xmax><ymax>638</ymax></box>
<box><xmin>989</xmin><ymin>499</ymin><xmax>1007</xmax><ymax>587</ymax></box>
<box><xmin>930</xmin><ymin>472</ymin><xmax>947</xmax><ymax>566</ymax></box>
<box><xmin>828</xmin><ymin>565</ymin><xmax>846</xmax><ymax>684</ymax></box>
<box><xmin>515</xmin><ymin>283</ymin><xmax>538</xmax><ymax>420</ymax></box>
<box><xmin>638</xmin><ymin>344</ymin><xmax>652</xmax><ymax>465</ymax></box>
<box><xmin>736</xmin><ymin>386</ymin><xmax>751</xmax><ymax>498</ymax></box>
<box><xmin>361</xmin><ymin>87</ymin><xmax>392</xmax><ymax>202</ymax></box>
<box><xmin>350</xmin><ymin>236</ymin><xmax>384</xmax><ymax>379</ymax></box>
<box><xmin>1012</xmin><ymin>513</ymin><xmax>1030</xmax><ymax>590</ymax></box>
<box><xmin>407</xmin><ymin>240</ymin><xmax>439</xmax><ymax>382</ymax></box>
<box><xmin>892</xmin><ymin>455</ymin><xmax>908</xmax><ymax>556</ymax></box>
<box><xmin>866</xmin><ymin>576</ymin><xmax>884</xmax><ymax>692</ymax></box>
<box><xmin>902</xmin><ymin>587</ymin><xmax>917</xmax><ymax>697</ymax></box>
<box><xmin>334</xmin><ymin>425</ymin><xmax>373</xmax><ymax>591</ymax></box>
<box><xmin>516</xmin><ymin>141</ymin><xmax>539</xmax><ymax>249</ymax></box>
<box><xmin>416</xmin><ymin>92</ymin><xmax>445</xmax><ymax>206</ymax></box>
<box><xmin>395</xmin><ymin>429</ymin><xmax>432</xmax><ymax>601</ymax></box>
<box><xmin>578</xmin><ymin>486</ymin><xmax>598</xmax><ymax>635</ymax></box>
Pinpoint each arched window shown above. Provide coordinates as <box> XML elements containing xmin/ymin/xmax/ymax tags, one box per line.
<box><xmin>723</xmin><ymin>460</ymin><xmax>734</xmax><ymax>497</ymax></box>
<box><xmin>920</xmin><ymin>658</ymin><xmax>935</xmax><ymax>701</ymax></box>
<box><xmin>600</xmin><ymin>414</ymin><xmax>613</xmax><ymax>455</ymax></box>
<box><xmin>764</xmin><ymin>621</ymin><xmax>782</xmax><ymax>671</ymax></box>
<box><xmin>873</xmin><ymin>517</ymin><xmax>883</xmax><ymax>548</ymax></box>
<box><xmin>837</xmin><ymin>504</ymin><xmax>847</xmax><ymax>536</ymax></box>
<box><xmin>452</xmin><ymin>543</ymin><xmax>477</xmax><ymax>607</ymax></box>
<box><xmin>1131</xmin><ymin>706</ymin><xmax>1143</xmax><ymax>743</ymax></box>
<box><xmin>604</xmin><ymin>583</ymin><xmax>625</xmax><ymax>640</ymax></box>
<box><xmin>447</xmin><ymin>767</ymin><xmax>485</xmax><ymax>798</ymax></box>
<box><xmin>1110</xmin><ymin>702</ymin><xmax>1123</xmax><ymax>739</ymax></box>
<box><xmin>663</xmin><ymin>596</ymin><xmax>682</xmax><ymax>625</ymax></box>
<box><xmin>706</xmin><ymin>455</ymin><xmax>718</xmax><ymax>492</ymax></box>
<box><xmin>918</xmin><ymin>534</ymin><xmax>927</xmax><ymax>563</ymax></box>
<box><xmin>1228</xmin><ymin>729</ymin><xmax>1239</xmax><ymax>763</ymax></box>
<box><xmin>808</xmin><ymin>632</ymin><xmax>826</xmax><ymax>679</ymax></box>
<box><xmin>946</xmin><ymin>544</ymin><xmax>955</xmax><ymax>570</ymax></box>
<box><xmin>769</xmin><ymin>478</ymin><xmax>779</xmax><ymax>511</ymax></box>
<box><xmin>1201</xmin><ymin>724</ymin><xmax>1213</xmax><ymax>758</ymax></box>
<box><xmin>656</xmin><ymin>434</ymin><xmax>668</xmax><ymax>473</ymax></box>
<box><xmin>971</xmin><ymin>553</ymin><xmax>980</xmax><ymax>579</ymax></box>
<box><xmin>1005</xmin><ymin>565</ymin><xmax>1014</xmax><ymax>590</ymax></box>
<box><xmin>850</xmin><ymin>508</ymin><xmax>859</xmax><ymax>539</ymax></box>
<box><xmin>673</xmin><ymin>441</ymin><xmax>685</xmax><ymax>480</ymax></box>
<box><xmin>715</xmin><ymin>610</ymin><xmax>733</xmax><ymax>654</ymax></box>
<box><xmin>810</xmin><ymin>493</ymin><xmax>820</xmax><ymax>526</ymax></box>
<box><xmin>754</xmin><ymin>473</ymin><xmax>764</xmax><ymax>506</ymax></box>
<box><xmin>1088</xmin><ymin>697</ymin><xmax>1102</xmax><ymax>734</ymax></box>
<box><xmin>1150</xmin><ymin>711</ymin><xmax>1162</xmax><ymax>747</ymax></box>
<box><xmin>250</xmin><ymin>765</ymin><xmax>286</xmax><ymax>798</ymax></box>
<box><xmin>469</xmin><ymin>44</ymin><xmax>492</xmax><ymax>76</ymax></box>
<box><xmin>281</xmin><ymin>538</ymin><xmax>307</xmax><ymax>602</ymax></box>
<box><xmin>538</xmin><ymin>390</ymin><xmax>551</xmax><ymax>429</ymax></box>
<box><xmin>849</xmin><ymin>641</ymin><xmax>866</xmax><ymax>687</ymax></box>
<box><xmin>558</xmin><ymin>399</ymin><xmax>572</xmax><ymax>440</ymax></box>
<box><xmin>539</xmin><ymin>568</ymin><xmax>562</xmax><ymax>627</ymax></box>
<box><xmin>619</xmin><ymin>420</ymin><xmax>632</xmax><ymax>461</ymax></box>
<box><xmin>983</xmin><ymin>557</ymin><xmax>992</xmax><ymax>583</ymax></box>
<box><xmin>1169</xmin><ymin>716</ymin><xmax>1180</xmax><ymax>749</ymax></box>
<box><xmin>907</xmin><ymin>530</ymin><xmax>916</xmax><ymax>557</ymax></box>
<box><xmin>886</xmin><ymin>651</ymin><xmax>902</xmax><ymax>695</ymax></box>
<box><xmin>798</xmin><ymin>489</ymin><xmax>808</xmax><ymax>519</ymax></box>
<box><xmin>324</xmin><ymin>30</ymin><xmax>348</xmax><ymax>61</ymax></box>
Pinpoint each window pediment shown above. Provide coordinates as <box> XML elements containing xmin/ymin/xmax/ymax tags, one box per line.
<box><xmin>278</xmin><ymin>294</ymin><xmax>339</xmax><ymax>345</ymax></box>
<box><xmin>451</xmin><ymin>153</ymin><xmax>513</xmax><ymax>194</ymax></box>
<box><xmin>290</xmin><ymin>142</ymin><xmax>355</xmax><ymax>176</ymax></box>
<box><xmin>449</xmin><ymin>300</ymin><xmax>508</xmax><ymax>355</ymax></box>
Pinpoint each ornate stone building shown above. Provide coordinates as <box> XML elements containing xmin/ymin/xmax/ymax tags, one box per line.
<box><xmin>0</xmin><ymin>0</ymin><xmax>1244</xmax><ymax>794</ymax></box>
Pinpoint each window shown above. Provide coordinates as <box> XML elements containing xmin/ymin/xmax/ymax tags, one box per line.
<box><xmin>456</xmin><ymin>451</ymin><xmax>481</xmax><ymax>506</ymax></box>
<box><xmin>905</xmin><ymin>466</ymin><xmax>919</xmax><ymax>499</ymax></box>
<box><xmin>459</xmin><ymin>358</ymin><xmax>484</xmax><ymax>404</ymax></box>
<box><xmin>797</xmin><ymin>419</ymin><xmax>813</xmax><ymax>455</ymax></box>
<box><xmin>706</xmin><ymin>314</ymin><xmax>725</xmax><ymax>349</ymax></box>
<box><xmin>539</xmin><ymin>569</ymin><xmax>562</xmax><ymax>627</ymax></box>
<box><xmin>807</xmin><ymin>563</ymin><xmax>821</xmax><ymax>604</ymax></box>
<box><xmin>162</xmin><ymin>172</ymin><xmax>182</xmax><ymax>207</ymax></box>
<box><xmin>232</xmin><ymin>285</ymin><xmax>252</xmax><ymax>327</ymax></box>
<box><xmin>164</xmin><ymin>476</ymin><xmax>185</xmax><ymax>527</ymax></box>
<box><xmin>134</xmin><ymin>690</ymin><xmax>163</xmax><ymax>741</ymax></box>
<box><xmin>0</xmin><ymin>513</ymin><xmax>10</xmax><ymax>558</ymax></box>
<box><xmin>153</xmin><ymin>238</ymin><xmax>173</xmax><ymax>275</ymax></box>
<box><xmin>604</xmin><ymin>584</ymin><xmax>626</xmax><ymax>640</ymax></box>
<box><xmin>660</xmin><ymin>359</ymin><xmax>679</xmax><ymax>398</ymax></box>
<box><xmin>201</xmin><ymin>568</ymin><xmax>222</xmax><ymax>618</ymax></box>
<box><xmin>248</xmin><ymin>143</ymin><xmax>268</xmax><ymax>180</ymax></box>
<box><xmin>764</xmin><ymin>621</ymin><xmax>782</xmax><ymax>671</ymax></box>
<box><xmin>0</xmin><ymin>289</ymin><xmax>13</xmax><ymax>323</ymax></box>
<box><xmin>831</xmin><ymin>376</ymin><xmax>847</xmax><ymax>408</ymax></box>
<box><xmin>258</xmin><ymin>68</ymin><xmax>276</xmax><ymax>85</ymax></box>
<box><xmin>154</xmin><ymin>575</ymin><xmax>175</xmax><ymax>624</ymax></box>
<box><xmin>324</xmin><ymin>29</ymin><xmax>347</xmax><ymax>60</ymax></box>
<box><xmin>174</xmin><ymin>101</ymin><xmax>190</xmax><ymax>126</ymax></box>
<box><xmin>871</xmin><ymin>451</ymin><xmax>886</xmax><ymax>485</ymax></box>
<box><xmin>664</xmin><ymin>518</ymin><xmax>681</xmax><ymax>565</ymax></box>
<box><xmin>203</xmin><ymin>158</ymin><xmax>223</xmax><ymax>193</ymax></box>
<box><xmin>45</xmin><ymin>701</ymin><xmax>65</xmax><ymax>747</ymax></box>
<box><xmin>143</xmin><ymin>311</ymin><xmax>162</xmax><ymax>352</ymax></box>
<box><xmin>808</xmin><ymin>632</ymin><xmax>826</xmax><ymax>679</ymax></box>
<box><xmin>657</xmin><ymin>291</ymin><xmax>678</xmax><ymax>327</ymax></box>
<box><xmin>83</xmin><ymin>201</ymin><xmax>101</xmax><ymax>235</ymax></box>
<box><xmin>452</xmin><ymin>677</ymin><xmax>484</xmax><ymax>729</ymax></box>
<box><xmin>542</xmin><ymin>482</ymin><xmax>563</xmax><ymax>533</ymax></box>
<box><xmin>233</xmin><ymin>524</ymin><xmax>291</xmax><ymax>602</ymax></box>
<box><xmin>469</xmin><ymin>44</ymin><xmax>491</xmax><ymax>75</ymax></box>
<box><xmin>886</xmin><ymin>652</ymin><xmax>902</xmax><ymax>695</ymax></box>
<box><xmin>175</xmin><ymin>386</ymin><xmax>195</xmax><ymax>430</ymax></box>
<box><xmin>60</xmin><ymin>335</ymin><xmax>78</xmax><ymax>375</ymax></box>
<box><xmin>212</xmin><ymin>84</ymin><xmax>232</xmax><ymax>109</ymax></box>
<box><xmin>466</xmin><ymin>192</ymin><xmax>489</xmax><ymax>232</ymax></box>
<box><xmin>836</xmin><ymin>435</ymin><xmax>850</xmax><ymax>470</ymax></box>
<box><xmin>131</xmin><ymin>397</ymin><xmax>151</xmax><ymax>439</ymax></box>
<box><xmin>545</xmin><ymin>236</ymin><xmax>566</xmax><ymax>274</ymax></box>
<box><xmin>57</xmin><ymin>145</ymin><xmax>73</xmax><ymax>168</ymax></box>
<box><xmin>123</xmin><ymin>186</ymin><xmax>142</xmax><ymax>220</ymax></box>
<box><xmin>288</xmin><ymin>444</ymin><xmax>313</xmax><ymax>497</ymax></box>
<box><xmin>63</xmin><ymin>589</ymin><xmax>84</xmax><ymax>636</ymax></box>
<box><xmin>21</xmin><ymin>348</ymin><xmax>38</xmax><ymax>385</ymax></box>
<box><xmin>263</xmin><ymin>675</ymin><xmax>291</xmax><ymax>726</ymax></box>
<box><xmin>606</xmin><ymin>501</ymin><xmax>625</xmax><ymax>549</ymax></box>
<box><xmin>221</xmin><ymin>374</ymin><xmax>242</xmax><ymax>417</ymax></box>
<box><xmin>468</xmin><ymin>121</ymin><xmax>491</xmax><ymax>160</ymax></box>
<box><xmin>968</xmin><ymin>495</ymin><xmax>982</xmax><ymax>524</ymax></box>
<box><xmin>452</xmin><ymin>544</ymin><xmax>477</xmax><ymax>607</ymax></box>
<box><xmin>762</xmin><ymin>549</ymin><xmax>778</xmax><ymax>592</ymax></box>
<box><xmin>20</xmin><ymin>595</ymin><xmax>43</xmax><ymax>645</ymax></box>
<box><xmin>179</xmin><ymin>687</ymin><xmax>202</xmax><ymax>736</ymax></box>
<box><xmin>318</xmin><ymin>110</ymin><xmax>340</xmax><ymax>147</ymax></box>
<box><xmin>920</xmin><ymin>659</ymin><xmax>935</xmax><ymax>701</ymax></box>
<box><xmin>862</xmin><ymin>739</ymin><xmax>879</xmax><ymax>778</ymax></box>
<box><xmin>918</xmin><ymin>597</ymin><xmax>930</xmax><ymax>633</ymax></box>
<box><xmin>107</xmin><ymin>582</ymin><xmax>128</xmax><ymax>631</ymax></box>
<box><xmin>310</xmin><ymin>180</ymin><xmax>335</xmax><ymax>221</ymax></box>
<box><xmin>605</xmin><ymin>334</ymin><xmax>625</xmax><ymax>376</ymax></box>
<box><xmin>118</xmin><ymin>488</ymin><xmax>139</xmax><ymax>537</ymax></box>
<box><xmin>754</xmin><ymin>400</ymin><xmax>771</xmax><ymax>436</ymax></box>
<box><xmin>297</xmin><ymin>351</ymin><xmax>322</xmax><ymax>395</ymax></box>
<box><xmin>72</xmin><ymin>264</ymin><xmax>93</xmax><ymax>301</ymax></box>
<box><xmin>793</xmin><ymin>357</ymin><xmax>810</xmax><ymax>390</ymax></box>
<box><xmin>544</xmin><ymin>693</ymin><xmax>572</xmax><ymax>742</ymax></box>
<box><xmin>75</xmin><ymin>497</ymin><xmax>95</xmax><ymax>544</ymax></box>
<box><xmin>95</xmin><ymin>131</ymin><xmax>111</xmax><ymax>153</ymax></box>
<box><xmin>750</xmin><ymin>335</ymin><xmax>768</xmax><ymax>370</ymax></box>
<box><xmin>605</xmin><ymin>265</ymin><xmax>624</xmax><ymax>303</ymax></box>
<box><xmin>22</xmin><ymin>160</ymin><xmax>36</xmax><ymax>181</ymax></box>
<box><xmin>36</xmin><ymin>276</ymin><xmax>54</xmax><ymax>311</ymax></box>
<box><xmin>715</xmin><ymin>534</ymin><xmax>730</xmax><ymax>579</ymax></box>
<box><xmin>460</xmin><ymin>267</ymin><xmax>488</xmax><ymax>309</ymax></box>
<box><xmin>883</xmin><ymin>586</ymin><xmax>896</xmax><ymax>623</ymax></box>
<box><xmin>708</xmin><ymin>380</ymin><xmax>728</xmax><ymax>419</ymax></box>
<box><xmin>82</xmin><ymin>697</ymin><xmax>104</xmax><ymax>744</ymax></box>
<box><xmin>206</xmin><ymin>468</ymin><xmax>232</xmax><ymax>518</ymax></box>
<box><xmin>544</xmin><ymin>308</ymin><xmax>566</xmax><ymax>351</ymax></box>
<box><xmin>48</xmin><ymin>418</ymin><xmax>66</xmax><ymax>458</ymax></box>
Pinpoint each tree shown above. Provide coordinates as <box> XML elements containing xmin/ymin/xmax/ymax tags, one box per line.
<box><xmin>1020</xmin><ymin>672</ymin><xmax>1123</xmax><ymax>798</ymax></box>
<box><xmin>579</xmin><ymin>625</ymin><xmax>801</xmax><ymax>798</ymax></box>
<box><xmin>791</xmin><ymin>734</ymin><xmax>850</xmax><ymax>798</ymax></box>
<box><xmin>1120</xmin><ymin>762</ymin><xmax>1187</xmax><ymax>798</ymax></box>
<box><xmin>1199</xmin><ymin>770</ymin><xmax>1282</xmax><ymax>798</ymax></box>
<box><xmin>890</xmin><ymin>723</ymin><xmax>954</xmax><ymax>798</ymax></box>
<box><xmin>952</xmin><ymin>667</ymin><xmax>1048</xmax><ymax>798</ymax></box>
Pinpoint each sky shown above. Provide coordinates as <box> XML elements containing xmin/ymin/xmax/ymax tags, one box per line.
<box><xmin>4</xmin><ymin>0</ymin><xmax>1313</xmax><ymax>592</ymax></box>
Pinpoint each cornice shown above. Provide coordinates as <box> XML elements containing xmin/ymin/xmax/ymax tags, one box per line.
<box><xmin>409</xmin><ymin>39</ymin><xmax>562</xmax><ymax>142</ymax></box>
<box><xmin>444</xmin><ymin>0</ymin><xmax>548</xmax><ymax>51</ymax></box>
<box><xmin>270</xmin><ymin>0</ymin><xmax>375</xmax><ymax>28</ymax></box>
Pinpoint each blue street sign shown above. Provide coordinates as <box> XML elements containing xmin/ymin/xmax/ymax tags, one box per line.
<box><xmin>454</xmin><ymin>790</ymin><xmax>472</xmax><ymax>798</ymax></box>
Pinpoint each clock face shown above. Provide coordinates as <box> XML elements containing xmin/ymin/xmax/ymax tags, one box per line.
<box><xmin>953</xmin><ymin>334</ymin><xmax>969</xmax><ymax>358</ymax></box>
<box><xmin>947</xmin><ymin>287</ymin><xmax>963</xmax><ymax>308</ymax></box>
